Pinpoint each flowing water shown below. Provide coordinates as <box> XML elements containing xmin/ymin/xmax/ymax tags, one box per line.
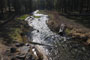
<box><xmin>25</xmin><ymin>10</ymin><xmax>90</xmax><ymax>60</ymax></box>
<box><xmin>25</xmin><ymin>10</ymin><xmax>62</xmax><ymax>60</ymax></box>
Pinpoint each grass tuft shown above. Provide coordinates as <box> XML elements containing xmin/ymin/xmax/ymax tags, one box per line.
<box><xmin>17</xmin><ymin>14</ymin><xmax>30</xmax><ymax>20</ymax></box>
<box><xmin>8</xmin><ymin>28</ymin><xmax>23</xmax><ymax>42</ymax></box>
<box><xmin>66</xmin><ymin>29</ymin><xmax>71</xmax><ymax>35</ymax></box>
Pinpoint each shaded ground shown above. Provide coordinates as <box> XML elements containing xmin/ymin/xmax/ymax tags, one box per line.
<box><xmin>62</xmin><ymin>15</ymin><xmax>90</xmax><ymax>28</ymax></box>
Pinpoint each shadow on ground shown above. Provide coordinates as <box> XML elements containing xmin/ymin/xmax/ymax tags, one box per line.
<box><xmin>0</xmin><ymin>18</ymin><xmax>30</xmax><ymax>45</ymax></box>
<box><xmin>62</xmin><ymin>15</ymin><xmax>90</xmax><ymax>28</ymax></box>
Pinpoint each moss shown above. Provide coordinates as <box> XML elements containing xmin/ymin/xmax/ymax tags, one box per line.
<box><xmin>33</xmin><ymin>16</ymin><xmax>41</xmax><ymax>18</ymax></box>
<box><xmin>8</xmin><ymin>28</ymin><xmax>22</xmax><ymax>42</ymax></box>
<box><xmin>66</xmin><ymin>29</ymin><xmax>71</xmax><ymax>35</ymax></box>
<box><xmin>17</xmin><ymin>14</ymin><xmax>30</xmax><ymax>20</ymax></box>
<box><xmin>8</xmin><ymin>20</ymin><xmax>30</xmax><ymax>43</ymax></box>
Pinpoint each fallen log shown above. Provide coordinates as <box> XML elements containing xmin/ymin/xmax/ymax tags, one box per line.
<box><xmin>29</xmin><ymin>41</ymin><xmax>54</xmax><ymax>47</ymax></box>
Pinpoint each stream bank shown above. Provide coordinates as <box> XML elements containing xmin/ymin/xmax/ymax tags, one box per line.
<box><xmin>0</xmin><ymin>13</ymin><xmax>44</xmax><ymax>60</ymax></box>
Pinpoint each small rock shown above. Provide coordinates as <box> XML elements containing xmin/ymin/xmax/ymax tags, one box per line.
<box><xmin>25</xmin><ymin>53</ymin><xmax>32</xmax><ymax>60</ymax></box>
<box><xmin>81</xmin><ymin>36</ymin><xmax>88</xmax><ymax>42</ymax></box>
<box><xmin>25</xmin><ymin>43</ymin><xmax>30</xmax><ymax>46</ymax></box>
<box><xmin>58</xmin><ymin>23</ymin><xmax>67</xmax><ymax>36</ymax></box>
<box><xmin>10</xmin><ymin>47</ymin><xmax>16</xmax><ymax>53</ymax></box>
<box><xmin>32</xmin><ymin>48</ymin><xmax>37</xmax><ymax>57</ymax></box>
<box><xmin>15</xmin><ymin>43</ymin><xmax>24</xmax><ymax>47</ymax></box>
<box><xmin>82</xmin><ymin>47</ymin><xmax>86</xmax><ymax>51</ymax></box>
<box><xmin>31</xmin><ymin>16</ymin><xmax>34</xmax><ymax>20</ymax></box>
<box><xmin>38</xmin><ymin>19</ymin><xmax>40</xmax><ymax>21</ymax></box>
<box><xmin>18</xmin><ymin>46</ymin><xmax>30</xmax><ymax>54</ymax></box>
<box><xmin>25</xmin><ymin>16</ymin><xmax>30</xmax><ymax>21</ymax></box>
<box><xmin>74</xmin><ymin>49</ymin><xmax>78</xmax><ymax>52</ymax></box>
<box><xmin>37</xmin><ymin>30</ymin><xmax>39</xmax><ymax>32</ymax></box>
<box><xmin>47</xmin><ymin>16</ymin><xmax>50</xmax><ymax>18</ymax></box>
<box><xmin>16</xmin><ymin>54</ymin><xmax>25</xmax><ymax>59</ymax></box>
<box><xmin>11</xmin><ymin>57</ymin><xmax>16</xmax><ymax>60</ymax></box>
<box><xmin>87</xmin><ymin>39</ymin><xmax>90</xmax><ymax>45</ymax></box>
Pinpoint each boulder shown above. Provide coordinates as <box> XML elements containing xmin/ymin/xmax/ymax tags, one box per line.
<box><xmin>25</xmin><ymin>43</ymin><xmax>30</xmax><ymax>46</ymax></box>
<box><xmin>18</xmin><ymin>46</ymin><xmax>30</xmax><ymax>54</ymax></box>
<box><xmin>58</xmin><ymin>24</ymin><xmax>67</xmax><ymax>36</ymax></box>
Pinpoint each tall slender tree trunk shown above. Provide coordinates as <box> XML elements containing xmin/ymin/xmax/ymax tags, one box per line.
<box><xmin>7</xmin><ymin>0</ymin><xmax>11</xmax><ymax>12</ymax></box>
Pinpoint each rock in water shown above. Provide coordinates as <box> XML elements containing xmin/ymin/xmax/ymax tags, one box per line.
<box><xmin>10</xmin><ymin>47</ymin><xmax>16</xmax><ymax>53</ymax></box>
<box><xmin>18</xmin><ymin>46</ymin><xmax>30</xmax><ymax>54</ymax></box>
<box><xmin>15</xmin><ymin>43</ymin><xmax>24</xmax><ymax>47</ymax></box>
<box><xmin>59</xmin><ymin>23</ymin><xmax>67</xmax><ymax>36</ymax></box>
<box><xmin>16</xmin><ymin>45</ymin><xmax>31</xmax><ymax>60</ymax></box>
